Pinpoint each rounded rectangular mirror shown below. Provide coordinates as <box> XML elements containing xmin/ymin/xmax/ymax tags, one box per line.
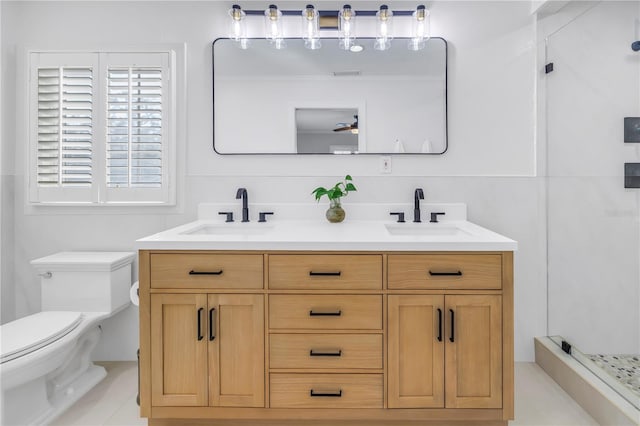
<box><xmin>213</xmin><ymin>37</ymin><xmax>447</xmax><ymax>155</ymax></box>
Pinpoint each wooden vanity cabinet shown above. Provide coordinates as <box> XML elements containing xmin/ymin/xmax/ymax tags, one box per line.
<box><xmin>146</xmin><ymin>253</ymin><xmax>264</xmax><ymax>410</ymax></box>
<box><xmin>387</xmin><ymin>294</ymin><xmax>502</xmax><ymax>409</ymax></box>
<box><xmin>150</xmin><ymin>293</ymin><xmax>264</xmax><ymax>408</ymax></box>
<box><xmin>139</xmin><ymin>250</ymin><xmax>513</xmax><ymax>426</ymax></box>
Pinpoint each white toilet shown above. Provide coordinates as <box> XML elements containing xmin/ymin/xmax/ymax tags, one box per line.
<box><xmin>0</xmin><ymin>251</ymin><xmax>135</xmax><ymax>426</ymax></box>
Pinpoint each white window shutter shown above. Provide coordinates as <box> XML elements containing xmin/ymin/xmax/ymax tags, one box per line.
<box><xmin>30</xmin><ymin>53</ymin><xmax>97</xmax><ymax>203</ymax></box>
<box><xmin>29</xmin><ymin>50</ymin><xmax>175</xmax><ymax>205</ymax></box>
<box><xmin>107</xmin><ymin>67</ymin><xmax>163</xmax><ymax>188</ymax></box>
<box><xmin>102</xmin><ymin>52</ymin><xmax>172</xmax><ymax>204</ymax></box>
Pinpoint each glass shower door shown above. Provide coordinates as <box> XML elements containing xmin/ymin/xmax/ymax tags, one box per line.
<box><xmin>546</xmin><ymin>0</ymin><xmax>640</xmax><ymax>408</ymax></box>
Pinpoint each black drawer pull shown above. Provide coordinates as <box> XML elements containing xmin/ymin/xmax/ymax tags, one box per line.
<box><xmin>429</xmin><ymin>270</ymin><xmax>462</xmax><ymax>276</ymax></box>
<box><xmin>310</xmin><ymin>389</ymin><xmax>342</xmax><ymax>397</ymax></box>
<box><xmin>189</xmin><ymin>270</ymin><xmax>223</xmax><ymax>276</ymax></box>
<box><xmin>197</xmin><ymin>308</ymin><xmax>204</xmax><ymax>341</ymax></box>
<box><xmin>437</xmin><ymin>308</ymin><xmax>443</xmax><ymax>342</ymax></box>
<box><xmin>309</xmin><ymin>271</ymin><xmax>342</xmax><ymax>276</ymax></box>
<box><xmin>309</xmin><ymin>349</ymin><xmax>342</xmax><ymax>357</ymax></box>
<box><xmin>309</xmin><ymin>310</ymin><xmax>342</xmax><ymax>317</ymax></box>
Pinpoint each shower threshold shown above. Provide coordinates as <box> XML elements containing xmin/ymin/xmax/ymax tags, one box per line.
<box><xmin>535</xmin><ymin>336</ymin><xmax>640</xmax><ymax>425</ymax></box>
<box><xmin>546</xmin><ymin>336</ymin><xmax>639</xmax><ymax>410</ymax></box>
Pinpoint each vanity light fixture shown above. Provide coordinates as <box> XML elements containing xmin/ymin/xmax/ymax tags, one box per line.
<box><xmin>228</xmin><ymin>4</ymin><xmax>249</xmax><ymax>49</ymax></box>
<box><xmin>408</xmin><ymin>4</ymin><xmax>430</xmax><ymax>51</ymax></box>
<box><xmin>231</xmin><ymin>4</ymin><xmax>432</xmax><ymax>52</ymax></box>
<box><xmin>302</xmin><ymin>4</ymin><xmax>321</xmax><ymax>50</ymax></box>
<box><xmin>264</xmin><ymin>4</ymin><xmax>286</xmax><ymax>49</ymax></box>
<box><xmin>338</xmin><ymin>4</ymin><xmax>356</xmax><ymax>51</ymax></box>
<box><xmin>374</xmin><ymin>5</ymin><xmax>393</xmax><ymax>51</ymax></box>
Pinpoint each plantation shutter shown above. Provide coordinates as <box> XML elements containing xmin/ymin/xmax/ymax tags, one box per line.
<box><xmin>29</xmin><ymin>50</ymin><xmax>174</xmax><ymax>205</ymax></box>
<box><xmin>107</xmin><ymin>67</ymin><xmax>163</xmax><ymax>189</ymax></box>
<box><xmin>30</xmin><ymin>53</ymin><xmax>98</xmax><ymax>203</ymax></box>
<box><xmin>37</xmin><ymin>67</ymin><xmax>93</xmax><ymax>186</ymax></box>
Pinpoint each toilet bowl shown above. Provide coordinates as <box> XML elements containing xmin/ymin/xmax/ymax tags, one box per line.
<box><xmin>0</xmin><ymin>251</ymin><xmax>135</xmax><ymax>426</ymax></box>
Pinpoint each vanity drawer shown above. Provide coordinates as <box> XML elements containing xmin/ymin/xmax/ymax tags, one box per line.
<box><xmin>269</xmin><ymin>254</ymin><xmax>382</xmax><ymax>290</ymax></box>
<box><xmin>388</xmin><ymin>254</ymin><xmax>502</xmax><ymax>290</ymax></box>
<box><xmin>269</xmin><ymin>295</ymin><xmax>382</xmax><ymax>330</ymax></box>
<box><xmin>270</xmin><ymin>334</ymin><xmax>383</xmax><ymax>370</ymax></box>
<box><xmin>150</xmin><ymin>253</ymin><xmax>263</xmax><ymax>289</ymax></box>
<box><xmin>270</xmin><ymin>374</ymin><xmax>383</xmax><ymax>408</ymax></box>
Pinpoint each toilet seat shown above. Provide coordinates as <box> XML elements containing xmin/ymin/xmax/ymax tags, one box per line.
<box><xmin>1</xmin><ymin>311</ymin><xmax>82</xmax><ymax>363</ymax></box>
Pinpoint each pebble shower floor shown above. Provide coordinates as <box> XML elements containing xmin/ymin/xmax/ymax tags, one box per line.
<box><xmin>588</xmin><ymin>354</ymin><xmax>640</xmax><ymax>403</ymax></box>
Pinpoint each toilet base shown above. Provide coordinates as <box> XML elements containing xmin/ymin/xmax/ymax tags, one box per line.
<box><xmin>2</xmin><ymin>323</ymin><xmax>108</xmax><ymax>425</ymax></box>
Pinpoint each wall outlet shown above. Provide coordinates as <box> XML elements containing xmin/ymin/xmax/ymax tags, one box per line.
<box><xmin>380</xmin><ymin>156</ymin><xmax>392</xmax><ymax>174</ymax></box>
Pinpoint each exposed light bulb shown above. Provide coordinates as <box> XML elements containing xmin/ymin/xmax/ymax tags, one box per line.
<box><xmin>374</xmin><ymin>5</ymin><xmax>393</xmax><ymax>51</ymax></box>
<box><xmin>302</xmin><ymin>4</ymin><xmax>321</xmax><ymax>50</ymax></box>
<box><xmin>339</xmin><ymin>4</ymin><xmax>356</xmax><ymax>51</ymax></box>
<box><xmin>409</xmin><ymin>5</ymin><xmax>430</xmax><ymax>51</ymax></box>
<box><xmin>264</xmin><ymin>4</ymin><xmax>286</xmax><ymax>49</ymax></box>
<box><xmin>228</xmin><ymin>4</ymin><xmax>249</xmax><ymax>49</ymax></box>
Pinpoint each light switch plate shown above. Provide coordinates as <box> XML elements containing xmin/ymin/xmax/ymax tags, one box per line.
<box><xmin>380</xmin><ymin>156</ymin><xmax>392</xmax><ymax>174</ymax></box>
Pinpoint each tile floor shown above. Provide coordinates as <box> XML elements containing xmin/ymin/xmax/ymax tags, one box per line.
<box><xmin>51</xmin><ymin>362</ymin><xmax>599</xmax><ymax>426</ymax></box>
<box><xmin>589</xmin><ymin>354</ymin><xmax>640</xmax><ymax>400</ymax></box>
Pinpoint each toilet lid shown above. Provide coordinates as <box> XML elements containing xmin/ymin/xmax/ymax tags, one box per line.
<box><xmin>1</xmin><ymin>311</ymin><xmax>82</xmax><ymax>363</ymax></box>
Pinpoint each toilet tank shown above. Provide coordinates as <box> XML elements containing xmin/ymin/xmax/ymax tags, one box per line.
<box><xmin>31</xmin><ymin>252</ymin><xmax>136</xmax><ymax>313</ymax></box>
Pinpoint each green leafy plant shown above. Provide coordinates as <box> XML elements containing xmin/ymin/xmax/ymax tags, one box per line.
<box><xmin>311</xmin><ymin>175</ymin><xmax>357</xmax><ymax>202</ymax></box>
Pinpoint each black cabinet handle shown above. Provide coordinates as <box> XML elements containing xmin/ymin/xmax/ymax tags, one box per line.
<box><xmin>197</xmin><ymin>308</ymin><xmax>204</xmax><ymax>341</ymax></box>
<box><xmin>310</xmin><ymin>389</ymin><xmax>342</xmax><ymax>397</ymax></box>
<box><xmin>309</xmin><ymin>271</ymin><xmax>342</xmax><ymax>276</ymax></box>
<box><xmin>437</xmin><ymin>308</ymin><xmax>443</xmax><ymax>342</ymax></box>
<box><xmin>309</xmin><ymin>310</ymin><xmax>342</xmax><ymax>317</ymax></box>
<box><xmin>449</xmin><ymin>309</ymin><xmax>455</xmax><ymax>343</ymax></box>
<box><xmin>429</xmin><ymin>270</ymin><xmax>462</xmax><ymax>276</ymax></box>
<box><xmin>189</xmin><ymin>270</ymin><xmax>223</xmax><ymax>276</ymax></box>
<box><xmin>309</xmin><ymin>349</ymin><xmax>342</xmax><ymax>357</ymax></box>
<box><xmin>209</xmin><ymin>308</ymin><xmax>216</xmax><ymax>341</ymax></box>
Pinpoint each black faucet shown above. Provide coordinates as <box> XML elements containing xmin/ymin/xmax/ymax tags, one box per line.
<box><xmin>236</xmin><ymin>187</ymin><xmax>249</xmax><ymax>222</ymax></box>
<box><xmin>413</xmin><ymin>188</ymin><xmax>424</xmax><ymax>223</ymax></box>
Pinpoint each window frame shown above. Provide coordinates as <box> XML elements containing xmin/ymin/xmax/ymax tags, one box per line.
<box><xmin>27</xmin><ymin>47</ymin><xmax>179</xmax><ymax>207</ymax></box>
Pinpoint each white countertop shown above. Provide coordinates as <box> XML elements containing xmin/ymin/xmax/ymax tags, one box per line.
<box><xmin>136</xmin><ymin>203</ymin><xmax>517</xmax><ymax>252</ymax></box>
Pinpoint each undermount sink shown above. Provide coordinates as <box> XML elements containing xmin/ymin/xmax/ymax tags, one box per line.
<box><xmin>384</xmin><ymin>223</ymin><xmax>469</xmax><ymax>237</ymax></box>
<box><xmin>181</xmin><ymin>223</ymin><xmax>274</xmax><ymax>236</ymax></box>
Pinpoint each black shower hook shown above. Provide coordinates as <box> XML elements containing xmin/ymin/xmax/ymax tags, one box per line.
<box><xmin>632</xmin><ymin>41</ymin><xmax>640</xmax><ymax>52</ymax></box>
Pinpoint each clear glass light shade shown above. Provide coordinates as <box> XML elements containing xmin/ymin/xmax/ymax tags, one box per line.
<box><xmin>302</xmin><ymin>5</ymin><xmax>321</xmax><ymax>50</ymax></box>
<box><xmin>374</xmin><ymin>5</ymin><xmax>393</xmax><ymax>51</ymax></box>
<box><xmin>338</xmin><ymin>5</ymin><xmax>356</xmax><ymax>50</ymax></box>
<box><xmin>228</xmin><ymin>5</ymin><xmax>246</xmax><ymax>41</ymax></box>
<box><xmin>408</xmin><ymin>5</ymin><xmax>430</xmax><ymax>51</ymax></box>
<box><xmin>264</xmin><ymin>4</ymin><xmax>285</xmax><ymax>48</ymax></box>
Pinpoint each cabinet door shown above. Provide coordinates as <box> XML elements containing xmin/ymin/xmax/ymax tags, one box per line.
<box><xmin>150</xmin><ymin>293</ymin><xmax>208</xmax><ymax>406</ymax></box>
<box><xmin>445</xmin><ymin>295</ymin><xmax>502</xmax><ymax>408</ymax></box>
<box><xmin>208</xmin><ymin>294</ymin><xmax>264</xmax><ymax>407</ymax></box>
<box><xmin>388</xmin><ymin>295</ymin><xmax>445</xmax><ymax>408</ymax></box>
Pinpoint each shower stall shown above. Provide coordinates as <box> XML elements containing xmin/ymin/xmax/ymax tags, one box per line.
<box><xmin>543</xmin><ymin>0</ymin><xmax>640</xmax><ymax>419</ymax></box>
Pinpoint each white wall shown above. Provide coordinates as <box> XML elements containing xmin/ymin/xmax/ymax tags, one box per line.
<box><xmin>1</xmin><ymin>0</ymin><xmax>545</xmax><ymax>361</ymax></box>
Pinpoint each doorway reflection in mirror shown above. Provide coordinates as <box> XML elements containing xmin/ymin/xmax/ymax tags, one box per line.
<box><xmin>295</xmin><ymin>108</ymin><xmax>360</xmax><ymax>154</ymax></box>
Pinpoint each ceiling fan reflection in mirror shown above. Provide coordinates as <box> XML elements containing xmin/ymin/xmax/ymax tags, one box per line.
<box><xmin>333</xmin><ymin>115</ymin><xmax>359</xmax><ymax>134</ymax></box>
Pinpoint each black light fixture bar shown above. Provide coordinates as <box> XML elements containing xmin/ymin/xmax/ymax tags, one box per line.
<box><xmin>243</xmin><ymin>8</ymin><xmax>413</xmax><ymax>30</ymax></box>
<box><xmin>243</xmin><ymin>9</ymin><xmax>415</xmax><ymax>16</ymax></box>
